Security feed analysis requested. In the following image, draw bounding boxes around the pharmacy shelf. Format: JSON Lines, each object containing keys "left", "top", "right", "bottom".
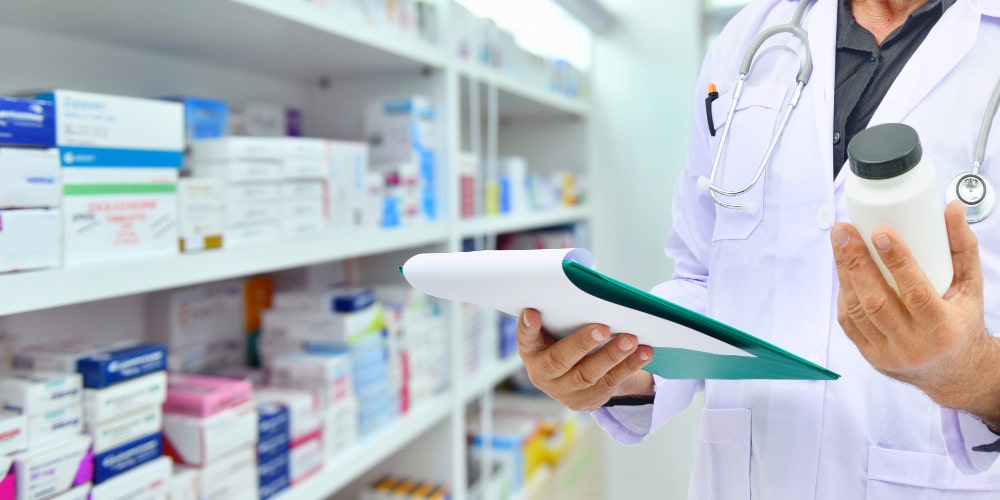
{"left": 0, "top": 0, "right": 445, "bottom": 79}
{"left": 457, "top": 206, "right": 592, "bottom": 238}
{"left": 0, "top": 225, "right": 449, "bottom": 316}
{"left": 462, "top": 355, "right": 524, "bottom": 403}
{"left": 274, "top": 394, "right": 453, "bottom": 500}
{"left": 458, "top": 64, "right": 589, "bottom": 119}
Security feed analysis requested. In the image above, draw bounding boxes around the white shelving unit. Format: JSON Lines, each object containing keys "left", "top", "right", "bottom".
{"left": 0, "top": 1, "right": 593, "bottom": 499}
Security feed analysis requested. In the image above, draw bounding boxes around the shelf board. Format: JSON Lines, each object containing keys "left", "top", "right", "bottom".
{"left": 457, "top": 206, "right": 591, "bottom": 238}
{"left": 462, "top": 355, "right": 524, "bottom": 403}
{"left": 273, "top": 394, "right": 453, "bottom": 500}
{"left": 458, "top": 64, "right": 589, "bottom": 120}
{"left": 0, "top": 225, "right": 448, "bottom": 316}
{"left": 0, "top": 0, "right": 445, "bottom": 79}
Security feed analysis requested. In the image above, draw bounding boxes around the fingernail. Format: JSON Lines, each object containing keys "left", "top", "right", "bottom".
{"left": 639, "top": 350, "right": 650, "bottom": 361}
{"left": 521, "top": 313, "right": 531, "bottom": 329}
{"left": 873, "top": 233, "right": 890, "bottom": 252}
{"left": 618, "top": 336, "right": 634, "bottom": 352}
{"left": 590, "top": 328, "right": 607, "bottom": 342}
{"left": 832, "top": 227, "right": 849, "bottom": 247}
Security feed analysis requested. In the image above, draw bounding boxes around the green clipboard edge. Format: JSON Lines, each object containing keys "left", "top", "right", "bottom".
{"left": 561, "top": 260, "right": 840, "bottom": 381}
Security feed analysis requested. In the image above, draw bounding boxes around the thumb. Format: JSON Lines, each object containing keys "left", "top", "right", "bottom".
{"left": 945, "top": 200, "right": 983, "bottom": 293}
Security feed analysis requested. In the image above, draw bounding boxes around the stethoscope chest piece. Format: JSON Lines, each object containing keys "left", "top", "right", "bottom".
{"left": 947, "top": 172, "right": 996, "bottom": 223}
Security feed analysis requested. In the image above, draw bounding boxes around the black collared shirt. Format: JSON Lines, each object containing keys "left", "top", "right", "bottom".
{"left": 833, "top": 0, "right": 955, "bottom": 176}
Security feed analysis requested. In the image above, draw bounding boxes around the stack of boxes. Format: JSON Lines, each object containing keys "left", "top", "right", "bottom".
{"left": 37, "top": 90, "right": 184, "bottom": 268}
{"left": 163, "top": 374, "right": 259, "bottom": 499}
{"left": 377, "top": 286, "right": 449, "bottom": 408}
{"left": 253, "top": 388, "right": 324, "bottom": 488}
{"left": 78, "top": 344, "right": 171, "bottom": 500}
{"left": 0, "top": 371, "right": 92, "bottom": 500}
{"left": 315, "top": 336, "right": 398, "bottom": 438}
{"left": 147, "top": 280, "right": 246, "bottom": 374}
{"left": 280, "top": 138, "right": 329, "bottom": 240}
{"left": 256, "top": 402, "right": 291, "bottom": 499}
{"left": 326, "top": 140, "right": 375, "bottom": 232}
{"left": 0, "top": 97, "right": 61, "bottom": 274}
{"left": 365, "top": 96, "right": 437, "bottom": 228}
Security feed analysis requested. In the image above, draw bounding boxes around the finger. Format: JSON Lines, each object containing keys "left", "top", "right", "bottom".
{"left": 593, "top": 345, "right": 653, "bottom": 395}
{"left": 558, "top": 334, "right": 638, "bottom": 388}
{"left": 832, "top": 224, "right": 898, "bottom": 342}
{"left": 944, "top": 200, "right": 984, "bottom": 295}
{"left": 837, "top": 289, "right": 872, "bottom": 353}
{"left": 869, "top": 225, "right": 943, "bottom": 319}
{"left": 537, "top": 323, "right": 611, "bottom": 379}
{"left": 516, "top": 309, "right": 550, "bottom": 358}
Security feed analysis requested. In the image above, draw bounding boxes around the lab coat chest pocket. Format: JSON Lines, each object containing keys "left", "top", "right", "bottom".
{"left": 866, "top": 447, "right": 1000, "bottom": 499}
{"left": 689, "top": 408, "right": 752, "bottom": 500}
{"left": 708, "top": 82, "right": 788, "bottom": 241}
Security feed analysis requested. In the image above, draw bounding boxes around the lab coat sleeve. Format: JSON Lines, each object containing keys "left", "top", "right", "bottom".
{"left": 941, "top": 408, "right": 1000, "bottom": 474}
{"left": 591, "top": 44, "right": 721, "bottom": 445}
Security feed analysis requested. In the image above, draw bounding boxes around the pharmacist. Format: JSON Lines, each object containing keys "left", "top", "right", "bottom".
{"left": 517, "top": 0, "right": 1000, "bottom": 498}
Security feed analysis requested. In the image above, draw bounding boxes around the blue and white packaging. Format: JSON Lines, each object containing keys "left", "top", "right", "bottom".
{"left": 0, "top": 372, "right": 82, "bottom": 416}
{"left": 76, "top": 344, "right": 167, "bottom": 389}
{"left": 87, "top": 405, "right": 162, "bottom": 454}
{"left": 259, "top": 469, "right": 290, "bottom": 500}
{"left": 33, "top": 90, "right": 183, "bottom": 167}
{"left": 84, "top": 371, "right": 167, "bottom": 424}
{"left": 93, "top": 432, "right": 162, "bottom": 484}
{"left": 0, "top": 147, "right": 60, "bottom": 209}
{"left": 257, "top": 452, "right": 289, "bottom": 485}
{"left": 257, "top": 431, "right": 290, "bottom": 465}
{"left": 163, "top": 96, "right": 229, "bottom": 142}
{"left": 12, "top": 340, "right": 138, "bottom": 373}
{"left": 273, "top": 288, "right": 376, "bottom": 313}
{"left": 258, "top": 402, "right": 290, "bottom": 442}
{"left": 89, "top": 455, "right": 171, "bottom": 500}
{"left": 0, "top": 97, "right": 55, "bottom": 147}
{"left": 26, "top": 404, "right": 83, "bottom": 448}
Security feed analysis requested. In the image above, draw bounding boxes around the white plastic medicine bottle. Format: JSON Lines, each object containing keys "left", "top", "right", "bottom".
{"left": 844, "top": 123, "right": 954, "bottom": 295}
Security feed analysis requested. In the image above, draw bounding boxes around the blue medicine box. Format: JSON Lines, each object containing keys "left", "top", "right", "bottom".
{"left": 93, "top": 433, "right": 163, "bottom": 484}
{"left": 164, "top": 96, "right": 229, "bottom": 141}
{"left": 0, "top": 97, "right": 55, "bottom": 147}
{"left": 257, "top": 402, "right": 290, "bottom": 441}
{"left": 259, "top": 466, "right": 290, "bottom": 500}
{"left": 76, "top": 344, "right": 167, "bottom": 389}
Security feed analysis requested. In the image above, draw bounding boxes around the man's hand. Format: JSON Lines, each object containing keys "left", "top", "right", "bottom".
{"left": 516, "top": 308, "right": 654, "bottom": 412}
{"left": 833, "top": 201, "right": 1000, "bottom": 423}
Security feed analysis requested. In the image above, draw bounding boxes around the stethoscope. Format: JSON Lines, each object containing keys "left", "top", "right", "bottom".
{"left": 698, "top": 0, "right": 999, "bottom": 223}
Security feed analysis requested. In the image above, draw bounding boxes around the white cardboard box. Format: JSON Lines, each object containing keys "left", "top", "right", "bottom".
{"left": 0, "top": 372, "right": 81, "bottom": 416}
{"left": 0, "top": 411, "right": 27, "bottom": 455}
{"left": 12, "top": 434, "right": 92, "bottom": 500}
{"left": 146, "top": 281, "right": 244, "bottom": 349}
{"left": 0, "top": 208, "right": 61, "bottom": 273}
{"left": 87, "top": 405, "right": 162, "bottom": 454}
{"left": 224, "top": 222, "right": 281, "bottom": 248}
{"left": 253, "top": 388, "right": 322, "bottom": 441}
{"left": 12, "top": 339, "right": 138, "bottom": 373}
{"left": 189, "top": 136, "right": 284, "bottom": 160}
{"left": 83, "top": 372, "right": 167, "bottom": 424}
{"left": 190, "top": 160, "right": 282, "bottom": 183}
{"left": 168, "top": 466, "right": 200, "bottom": 500}
{"left": 194, "top": 445, "right": 258, "bottom": 500}
{"left": 89, "top": 455, "right": 171, "bottom": 500}
{"left": 162, "top": 401, "right": 257, "bottom": 466}
{"left": 49, "top": 482, "right": 91, "bottom": 500}
{"left": 26, "top": 404, "right": 83, "bottom": 448}
{"left": 41, "top": 90, "right": 183, "bottom": 151}
{"left": 0, "top": 147, "right": 60, "bottom": 209}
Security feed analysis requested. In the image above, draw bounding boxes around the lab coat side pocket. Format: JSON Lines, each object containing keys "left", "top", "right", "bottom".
{"left": 688, "top": 408, "right": 752, "bottom": 500}
{"left": 708, "top": 82, "right": 787, "bottom": 241}
{"left": 866, "top": 446, "right": 1000, "bottom": 499}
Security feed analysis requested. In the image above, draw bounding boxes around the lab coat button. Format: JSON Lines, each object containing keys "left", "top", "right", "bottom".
{"left": 816, "top": 205, "right": 834, "bottom": 230}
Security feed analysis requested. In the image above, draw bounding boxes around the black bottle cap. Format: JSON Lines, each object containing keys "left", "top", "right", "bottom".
{"left": 847, "top": 123, "right": 923, "bottom": 180}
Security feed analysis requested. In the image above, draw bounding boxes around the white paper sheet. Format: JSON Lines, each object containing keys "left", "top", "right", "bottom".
{"left": 402, "top": 248, "right": 752, "bottom": 358}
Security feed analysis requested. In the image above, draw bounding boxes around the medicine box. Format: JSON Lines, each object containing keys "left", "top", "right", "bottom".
{"left": 162, "top": 401, "right": 257, "bottom": 466}
{"left": 225, "top": 221, "right": 281, "bottom": 248}
{"left": 0, "top": 208, "right": 62, "bottom": 273}
{"left": 0, "top": 97, "right": 55, "bottom": 147}
{"left": 12, "top": 339, "right": 137, "bottom": 373}
{"left": 259, "top": 469, "right": 290, "bottom": 500}
{"left": 12, "top": 434, "right": 93, "bottom": 500}
{"left": 273, "top": 287, "right": 376, "bottom": 313}
{"left": 258, "top": 402, "right": 290, "bottom": 443}
{"left": 83, "top": 371, "right": 167, "bottom": 424}
{"left": 35, "top": 90, "right": 183, "bottom": 159}
{"left": 189, "top": 160, "right": 283, "bottom": 183}
{"left": 61, "top": 168, "right": 179, "bottom": 267}
{"left": 283, "top": 158, "right": 327, "bottom": 179}
{"left": 165, "top": 96, "right": 229, "bottom": 142}
{"left": 87, "top": 405, "right": 162, "bottom": 454}
{"left": 49, "top": 483, "right": 91, "bottom": 500}
{"left": 164, "top": 373, "right": 252, "bottom": 418}
{"left": 253, "top": 389, "right": 322, "bottom": 441}
{"left": 166, "top": 336, "right": 245, "bottom": 374}
{"left": 258, "top": 452, "right": 289, "bottom": 485}
{"left": 0, "top": 372, "right": 82, "bottom": 416}
{"left": 289, "top": 430, "right": 323, "bottom": 485}
{"left": 76, "top": 343, "right": 167, "bottom": 389}
{"left": 195, "top": 445, "right": 258, "bottom": 500}
{"left": 147, "top": 281, "right": 244, "bottom": 349}
{"left": 226, "top": 183, "right": 280, "bottom": 204}
{"left": 26, "top": 404, "right": 83, "bottom": 448}
{"left": 231, "top": 102, "right": 286, "bottom": 137}
{"left": 89, "top": 455, "right": 171, "bottom": 500}
{"left": 0, "top": 457, "right": 12, "bottom": 500}
{"left": 282, "top": 216, "right": 328, "bottom": 240}
{"left": 0, "top": 412, "right": 27, "bottom": 455}
{"left": 226, "top": 199, "right": 281, "bottom": 225}
{"left": 189, "top": 136, "right": 283, "bottom": 161}
{"left": 168, "top": 467, "right": 200, "bottom": 500}
{"left": 92, "top": 432, "right": 162, "bottom": 484}
{"left": 262, "top": 304, "right": 384, "bottom": 345}
{"left": 0, "top": 147, "right": 60, "bottom": 208}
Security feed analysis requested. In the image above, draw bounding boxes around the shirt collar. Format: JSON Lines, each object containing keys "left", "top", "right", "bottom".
{"left": 836, "top": 0, "right": 955, "bottom": 51}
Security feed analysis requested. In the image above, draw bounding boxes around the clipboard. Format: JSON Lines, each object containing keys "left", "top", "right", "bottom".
{"left": 401, "top": 248, "right": 839, "bottom": 381}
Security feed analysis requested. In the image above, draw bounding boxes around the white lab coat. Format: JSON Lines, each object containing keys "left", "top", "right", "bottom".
{"left": 593, "top": 0, "right": 1000, "bottom": 498}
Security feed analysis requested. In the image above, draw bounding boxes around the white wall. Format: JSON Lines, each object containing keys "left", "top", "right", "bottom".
{"left": 589, "top": 1, "right": 705, "bottom": 499}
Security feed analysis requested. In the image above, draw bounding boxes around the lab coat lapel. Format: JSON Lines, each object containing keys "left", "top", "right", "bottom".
{"left": 834, "top": 0, "right": 981, "bottom": 190}
{"left": 803, "top": 0, "right": 838, "bottom": 187}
